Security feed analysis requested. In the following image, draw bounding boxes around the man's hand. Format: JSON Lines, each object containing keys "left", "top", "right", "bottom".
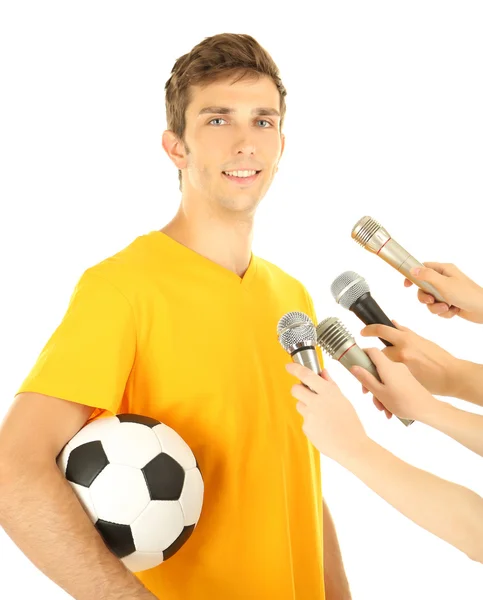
{"left": 350, "top": 347, "right": 440, "bottom": 423}
{"left": 286, "top": 364, "right": 369, "bottom": 464}
{"left": 360, "top": 320, "right": 459, "bottom": 397}
{"left": 404, "top": 262, "right": 483, "bottom": 323}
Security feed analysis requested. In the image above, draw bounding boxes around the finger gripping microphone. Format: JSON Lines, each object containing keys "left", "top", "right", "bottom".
{"left": 278, "top": 311, "right": 321, "bottom": 392}
{"left": 351, "top": 216, "right": 446, "bottom": 304}
{"left": 331, "top": 270, "right": 395, "bottom": 347}
{"left": 316, "top": 316, "right": 414, "bottom": 427}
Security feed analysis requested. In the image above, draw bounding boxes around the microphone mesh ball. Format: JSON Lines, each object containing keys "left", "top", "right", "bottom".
{"left": 331, "top": 271, "right": 370, "bottom": 309}
{"left": 277, "top": 312, "right": 317, "bottom": 351}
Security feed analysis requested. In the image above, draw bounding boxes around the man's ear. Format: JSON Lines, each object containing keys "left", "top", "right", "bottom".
{"left": 162, "top": 130, "right": 188, "bottom": 169}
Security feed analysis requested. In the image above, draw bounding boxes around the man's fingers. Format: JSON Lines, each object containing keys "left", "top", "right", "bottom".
{"left": 404, "top": 278, "right": 413, "bottom": 288}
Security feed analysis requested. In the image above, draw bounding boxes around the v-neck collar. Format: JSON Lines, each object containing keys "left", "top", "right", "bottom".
{"left": 148, "top": 231, "right": 258, "bottom": 288}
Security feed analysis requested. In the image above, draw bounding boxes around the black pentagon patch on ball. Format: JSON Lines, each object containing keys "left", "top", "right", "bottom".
{"left": 96, "top": 519, "right": 135, "bottom": 558}
{"left": 142, "top": 453, "right": 185, "bottom": 500}
{"left": 66, "top": 441, "right": 109, "bottom": 487}
{"left": 163, "top": 524, "right": 195, "bottom": 561}
{"left": 117, "top": 413, "right": 161, "bottom": 428}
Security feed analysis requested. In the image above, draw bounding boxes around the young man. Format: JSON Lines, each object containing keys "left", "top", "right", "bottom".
{"left": 0, "top": 34, "right": 350, "bottom": 599}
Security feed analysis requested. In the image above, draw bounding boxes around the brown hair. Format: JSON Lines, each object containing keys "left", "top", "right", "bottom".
{"left": 164, "top": 33, "right": 287, "bottom": 188}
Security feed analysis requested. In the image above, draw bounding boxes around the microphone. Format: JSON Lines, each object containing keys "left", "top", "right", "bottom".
{"left": 331, "top": 270, "right": 395, "bottom": 347}
{"left": 316, "top": 316, "right": 414, "bottom": 427}
{"left": 351, "top": 216, "right": 446, "bottom": 304}
{"left": 277, "top": 311, "right": 322, "bottom": 391}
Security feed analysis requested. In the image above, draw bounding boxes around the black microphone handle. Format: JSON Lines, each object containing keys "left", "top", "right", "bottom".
{"left": 350, "top": 293, "right": 395, "bottom": 347}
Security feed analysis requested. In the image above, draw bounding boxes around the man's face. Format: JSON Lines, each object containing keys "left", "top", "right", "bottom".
{"left": 180, "top": 74, "right": 285, "bottom": 214}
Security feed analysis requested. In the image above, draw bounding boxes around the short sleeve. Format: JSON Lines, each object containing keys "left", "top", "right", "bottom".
{"left": 16, "top": 269, "right": 136, "bottom": 415}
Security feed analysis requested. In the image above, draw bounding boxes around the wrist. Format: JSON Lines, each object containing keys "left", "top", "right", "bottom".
{"left": 474, "top": 286, "right": 483, "bottom": 322}
{"left": 416, "top": 396, "right": 454, "bottom": 429}
{"left": 446, "top": 358, "right": 483, "bottom": 402}
{"left": 444, "top": 357, "right": 467, "bottom": 398}
{"left": 336, "top": 435, "right": 378, "bottom": 472}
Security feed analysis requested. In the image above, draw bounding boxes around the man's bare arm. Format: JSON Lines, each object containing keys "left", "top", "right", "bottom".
{"left": 0, "top": 393, "right": 157, "bottom": 600}
{"left": 323, "top": 500, "right": 352, "bottom": 600}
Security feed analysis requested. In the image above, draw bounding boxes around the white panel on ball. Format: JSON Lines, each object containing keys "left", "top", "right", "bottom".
{"left": 66, "top": 417, "right": 120, "bottom": 451}
{"left": 100, "top": 423, "right": 162, "bottom": 468}
{"left": 153, "top": 424, "right": 196, "bottom": 470}
{"left": 179, "top": 469, "right": 204, "bottom": 525}
{"left": 56, "top": 442, "right": 73, "bottom": 473}
{"left": 90, "top": 464, "right": 150, "bottom": 524}
{"left": 122, "top": 551, "right": 165, "bottom": 573}
{"left": 70, "top": 482, "right": 98, "bottom": 522}
{"left": 131, "top": 500, "right": 185, "bottom": 552}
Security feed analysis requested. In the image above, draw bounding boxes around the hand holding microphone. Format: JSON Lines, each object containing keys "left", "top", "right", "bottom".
{"left": 360, "top": 320, "right": 461, "bottom": 398}
{"left": 351, "top": 216, "right": 448, "bottom": 304}
{"left": 316, "top": 316, "right": 414, "bottom": 426}
{"left": 403, "top": 262, "right": 483, "bottom": 324}
{"left": 350, "top": 347, "right": 441, "bottom": 426}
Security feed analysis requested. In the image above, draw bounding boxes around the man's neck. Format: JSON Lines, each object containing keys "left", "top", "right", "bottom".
{"left": 160, "top": 204, "right": 254, "bottom": 278}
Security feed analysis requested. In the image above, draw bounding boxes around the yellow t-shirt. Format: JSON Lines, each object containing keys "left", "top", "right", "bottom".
{"left": 18, "top": 231, "right": 325, "bottom": 599}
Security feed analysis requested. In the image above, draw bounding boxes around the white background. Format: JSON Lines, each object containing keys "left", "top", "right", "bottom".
{"left": 1, "top": 1, "right": 482, "bottom": 598}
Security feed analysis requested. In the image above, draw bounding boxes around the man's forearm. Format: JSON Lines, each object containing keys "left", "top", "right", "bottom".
{"left": 342, "top": 439, "right": 483, "bottom": 562}
{"left": 0, "top": 458, "right": 157, "bottom": 600}
{"left": 323, "top": 500, "right": 352, "bottom": 600}
{"left": 449, "top": 359, "right": 483, "bottom": 407}
{"left": 418, "top": 399, "right": 483, "bottom": 457}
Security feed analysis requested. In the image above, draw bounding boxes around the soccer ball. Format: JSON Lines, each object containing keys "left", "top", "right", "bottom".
{"left": 56, "top": 413, "right": 204, "bottom": 572}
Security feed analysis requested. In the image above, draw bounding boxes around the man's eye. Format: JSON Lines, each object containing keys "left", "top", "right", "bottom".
{"left": 257, "top": 120, "right": 272, "bottom": 128}
{"left": 209, "top": 118, "right": 227, "bottom": 126}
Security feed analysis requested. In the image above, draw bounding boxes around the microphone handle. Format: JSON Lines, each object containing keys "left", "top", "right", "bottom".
{"left": 378, "top": 239, "right": 447, "bottom": 304}
{"left": 338, "top": 345, "right": 414, "bottom": 427}
{"left": 351, "top": 293, "right": 395, "bottom": 347}
{"left": 291, "top": 347, "right": 322, "bottom": 392}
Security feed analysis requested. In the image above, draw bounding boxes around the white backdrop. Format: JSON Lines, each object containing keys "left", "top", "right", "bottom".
{"left": 1, "top": 1, "right": 482, "bottom": 598}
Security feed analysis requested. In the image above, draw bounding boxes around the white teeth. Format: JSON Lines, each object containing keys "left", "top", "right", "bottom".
{"left": 224, "top": 170, "right": 257, "bottom": 178}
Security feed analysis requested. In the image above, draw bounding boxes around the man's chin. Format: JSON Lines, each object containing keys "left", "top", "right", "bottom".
{"left": 217, "top": 194, "right": 262, "bottom": 215}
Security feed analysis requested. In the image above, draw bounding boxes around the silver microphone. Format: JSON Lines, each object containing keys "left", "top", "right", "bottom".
{"left": 351, "top": 216, "right": 446, "bottom": 304}
{"left": 316, "top": 316, "right": 414, "bottom": 427}
{"left": 277, "top": 312, "right": 322, "bottom": 391}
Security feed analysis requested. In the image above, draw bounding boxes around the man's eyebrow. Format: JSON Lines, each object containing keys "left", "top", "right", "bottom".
{"left": 198, "top": 106, "right": 281, "bottom": 117}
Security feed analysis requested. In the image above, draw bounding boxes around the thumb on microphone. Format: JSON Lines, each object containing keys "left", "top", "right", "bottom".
{"left": 350, "top": 348, "right": 384, "bottom": 392}
{"left": 350, "top": 348, "right": 394, "bottom": 419}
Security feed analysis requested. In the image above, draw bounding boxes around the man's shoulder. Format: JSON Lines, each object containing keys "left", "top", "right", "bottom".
{"left": 77, "top": 232, "right": 161, "bottom": 292}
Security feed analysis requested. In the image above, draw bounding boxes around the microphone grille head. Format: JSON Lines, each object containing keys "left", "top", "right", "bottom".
{"left": 277, "top": 311, "right": 317, "bottom": 352}
{"left": 316, "top": 317, "right": 354, "bottom": 358}
{"left": 351, "top": 216, "right": 390, "bottom": 252}
{"left": 331, "top": 271, "right": 370, "bottom": 309}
